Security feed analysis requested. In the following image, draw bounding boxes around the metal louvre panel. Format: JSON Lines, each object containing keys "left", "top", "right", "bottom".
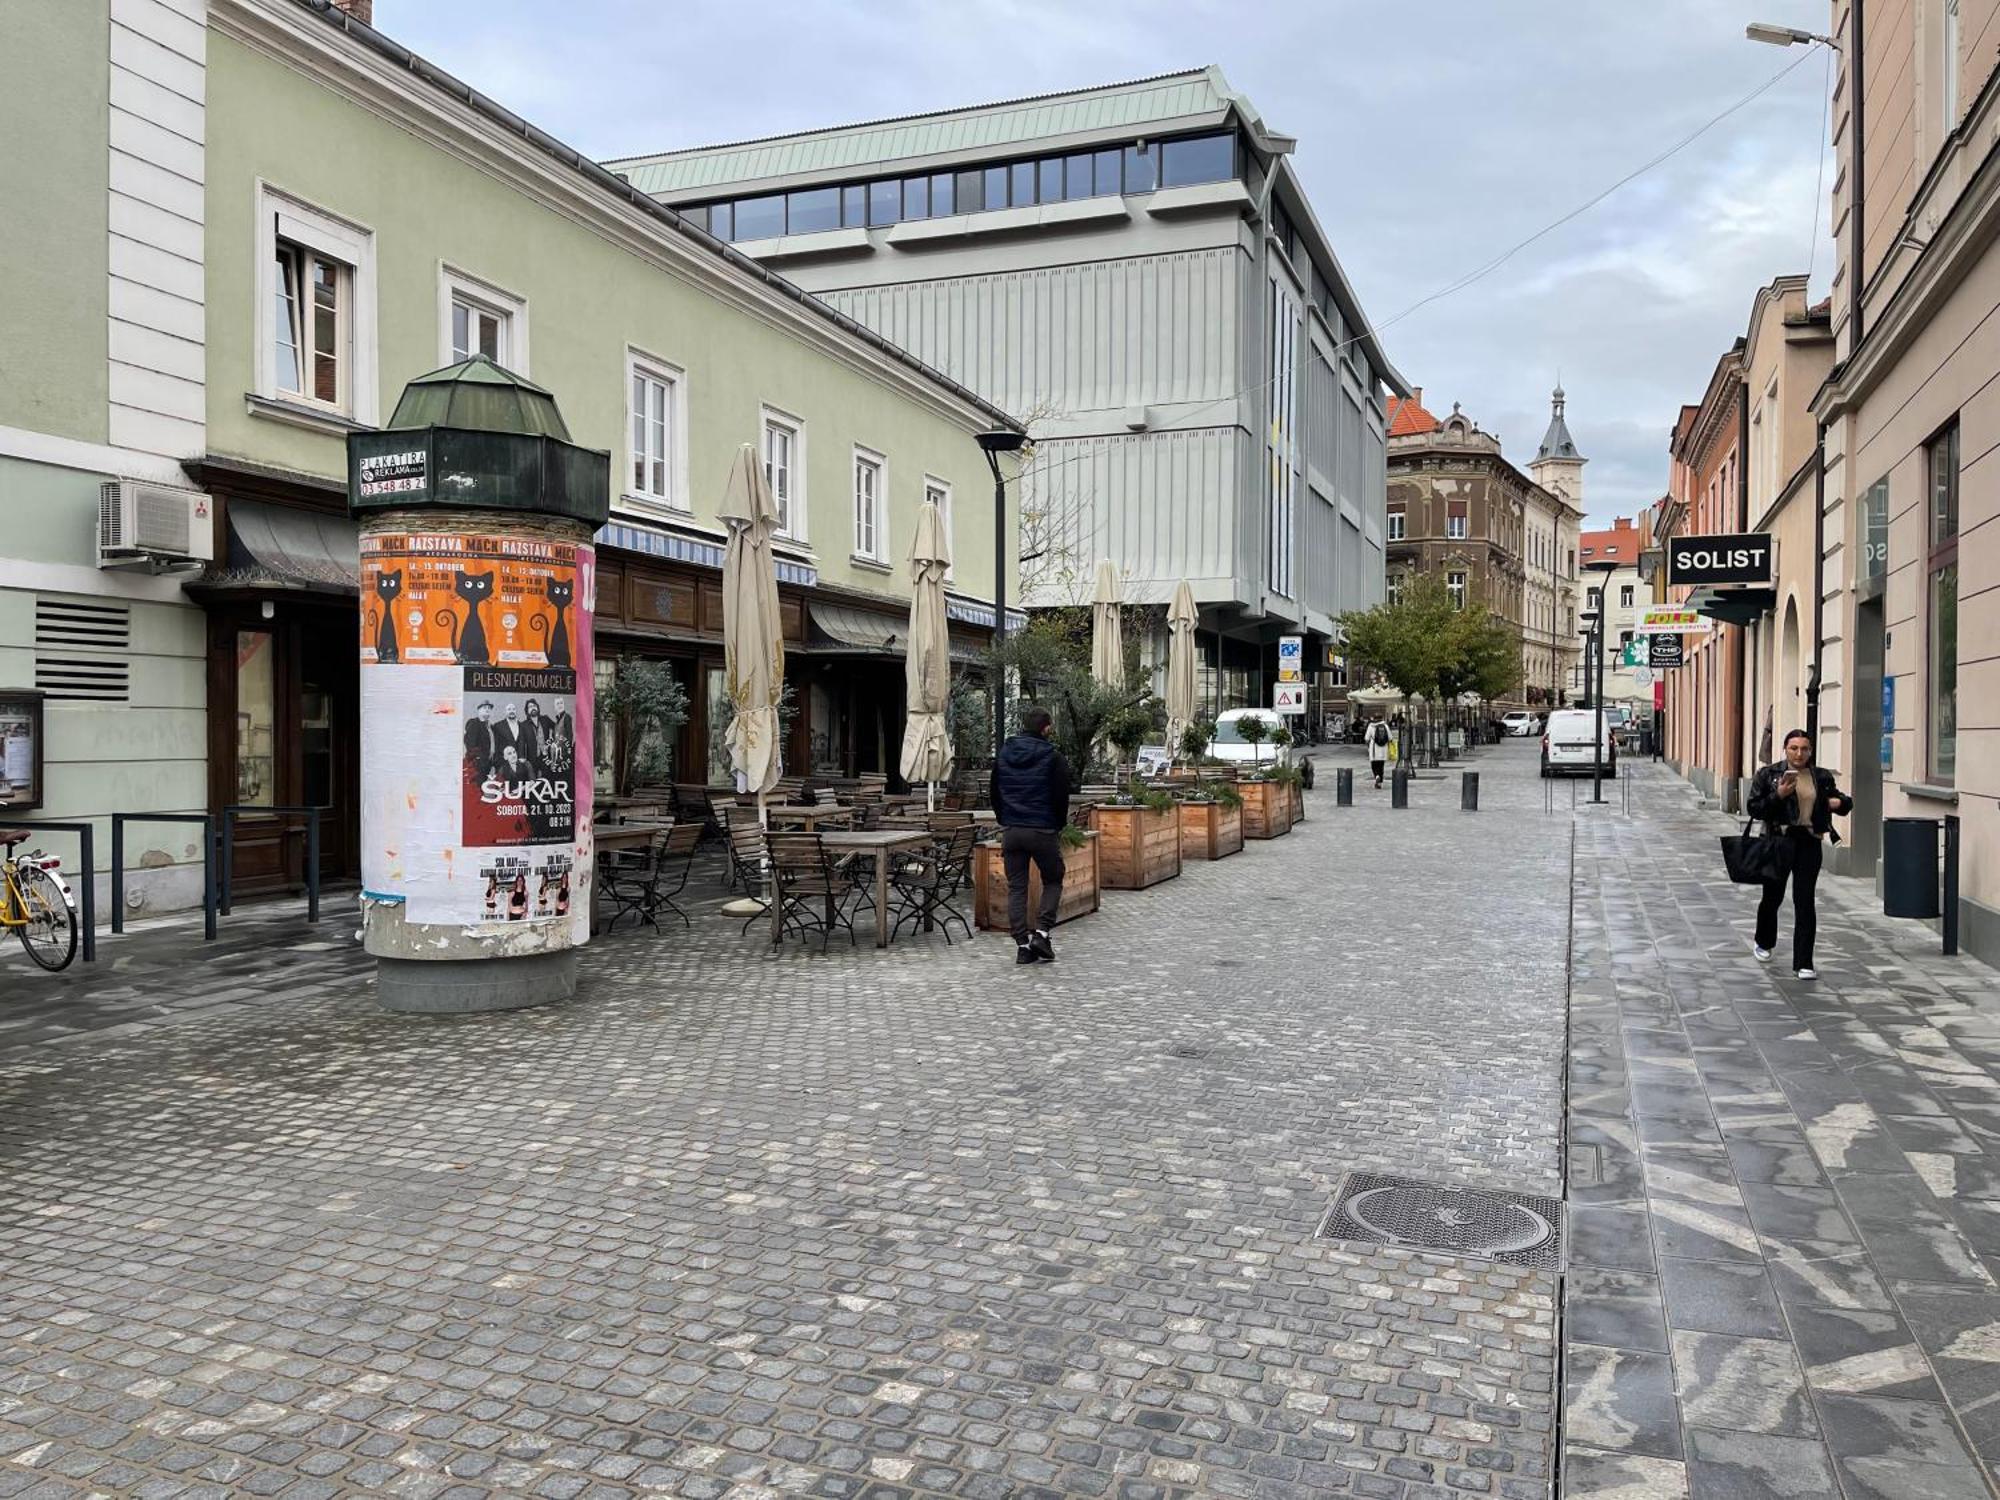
{"left": 34, "top": 599, "right": 132, "bottom": 652}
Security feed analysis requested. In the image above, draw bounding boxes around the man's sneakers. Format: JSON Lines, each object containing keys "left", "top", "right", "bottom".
{"left": 1015, "top": 943, "right": 1039, "bottom": 965}
{"left": 1797, "top": 967, "right": 1818, "bottom": 981}
{"left": 1753, "top": 944, "right": 1773, "bottom": 962}
{"left": 1030, "top": 929, "right": 1056, "bottom": 963}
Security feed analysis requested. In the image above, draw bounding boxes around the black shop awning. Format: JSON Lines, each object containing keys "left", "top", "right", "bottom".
{"left": 193, "top": 499, "right": 359, "bottom": 597}
{"left": 806, "top": 602, "right": 982, "bottom": 666}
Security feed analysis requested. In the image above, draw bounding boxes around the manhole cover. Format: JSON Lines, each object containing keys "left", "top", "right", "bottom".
{"left": 1317, "top": 1172, "right": 1563, "bottom": 1270}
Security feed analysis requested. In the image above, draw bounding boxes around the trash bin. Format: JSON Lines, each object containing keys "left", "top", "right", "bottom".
{"left": 1883, "top": 817, "right": 1941, "bottom": 919}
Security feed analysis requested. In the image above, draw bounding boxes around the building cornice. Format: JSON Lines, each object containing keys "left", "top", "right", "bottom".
{"left": 214, "top": 0, "right": 1023, "bottom": 439}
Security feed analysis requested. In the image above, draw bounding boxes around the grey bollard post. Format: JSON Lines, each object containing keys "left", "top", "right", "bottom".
{"left": 1461, "top": 771, "right": 1479, "bottom": 811}
{"left": 1336, "top": 767, "right": 1353, "bottom": 806}
{"left": 1391, "top": 767, "right": 1410, "bottom": 808}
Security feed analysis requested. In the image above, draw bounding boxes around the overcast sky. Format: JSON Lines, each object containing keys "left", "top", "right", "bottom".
{"left": 380, "top": 0, "right": 1838, "bottom": 527}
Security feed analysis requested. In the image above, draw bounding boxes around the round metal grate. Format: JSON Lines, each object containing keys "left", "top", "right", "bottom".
{"left": 1340, "top": 1183, "right": 1557, "bottom": 1257}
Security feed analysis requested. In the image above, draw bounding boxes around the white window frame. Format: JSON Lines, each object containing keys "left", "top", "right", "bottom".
{"left": 1447, "top": 571, "right": 1467, "bottom": 610}
{"left": 924, "top": 476, "right": 954, "bottom": 580}
{"left": 621, "top": 347, "right": 688, "bottom": 518}
{"left": 851, "top": 445, "right": 886, "bottom": 564}
{"left": 1387, "top": 509, "right": 1405, "bottom": 541}
{"left": 762, "top": 407, "right": 807, "bottom": 544}
{"left": 438, "top": 264, "right": 529, "bottom": 372}
{"left": 1943, "top": 0, "right": 1962, "bottom": 136}
{"left": 253, "top": 182, "right": 378, "bottom": 426}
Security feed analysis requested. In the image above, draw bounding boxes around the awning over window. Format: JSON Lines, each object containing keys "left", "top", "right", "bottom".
{"left": 194, "top": 499, "right": 358, "bottom": 597}
{"left": 807, "top": 602, "right": 983, "bottom": 666}
{"left": 1688, "top": 586, "right": 1776, "bottom": 628}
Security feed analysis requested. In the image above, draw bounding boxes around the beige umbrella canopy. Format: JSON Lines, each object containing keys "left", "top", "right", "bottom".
{"left": 899, "top": 497, "right": 955, "bottom": 797}
{"left": 718, "top": 444, "right": 785, "bottom": 804}
{"left": 1090, "top": 560, "right": 1125, "bottom": 689}
{"left": 1164, "top": 580, "right": 1199, "bottom": 760}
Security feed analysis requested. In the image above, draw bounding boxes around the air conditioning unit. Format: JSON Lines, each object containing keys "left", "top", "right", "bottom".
{"left": 97, "top": 479, "right": 214, "bottom": 570}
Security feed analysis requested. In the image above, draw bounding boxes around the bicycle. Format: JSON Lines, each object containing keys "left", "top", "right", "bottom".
{"left": 1, "top": 828, "right": 79, "bottom": 971}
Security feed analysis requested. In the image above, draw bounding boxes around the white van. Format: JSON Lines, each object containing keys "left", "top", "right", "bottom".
{"left": 1542, "top": 709, "right": 1617, "bottom": 777}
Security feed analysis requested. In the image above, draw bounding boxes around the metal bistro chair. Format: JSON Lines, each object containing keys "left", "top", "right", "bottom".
{"left": 644, "top": 821, "right": 704, "bottom": 928}
{"left": 599, "top": 821, "right": 682, "bottom": 932}
{"left": 673, "top": 784, "right": 723, "bottom": 846}
{"left": 888, "top": 824, "right": 978, "bottom": 944}
{"left": 765, "top": 831, "right": 861, "bottom": 952}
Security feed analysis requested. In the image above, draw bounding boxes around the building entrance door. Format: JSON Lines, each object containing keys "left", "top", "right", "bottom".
{"left": 1849, "top": 596, "right": 1886, "bottom": 885}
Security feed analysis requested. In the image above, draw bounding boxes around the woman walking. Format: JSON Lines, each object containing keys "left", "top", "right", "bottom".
{"left": 1745, "top": 729, "right": 1852, "bottom": 980}
{"left": 1366, "top": 717, "right": 1391, "bottom": 789}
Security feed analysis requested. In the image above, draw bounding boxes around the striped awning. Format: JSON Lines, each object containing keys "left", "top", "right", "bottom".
{"left": 597, "top": 519, "right": 818, "bottom": 588}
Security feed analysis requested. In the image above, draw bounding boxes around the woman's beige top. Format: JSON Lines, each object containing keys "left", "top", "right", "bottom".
{"left": 1792, "top": 772, "right": 1818, "bottom": 835}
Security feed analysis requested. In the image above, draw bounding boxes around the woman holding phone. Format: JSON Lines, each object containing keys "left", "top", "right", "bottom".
{"left": 1744, "top": 729, "right": 1852, "bottom": 980}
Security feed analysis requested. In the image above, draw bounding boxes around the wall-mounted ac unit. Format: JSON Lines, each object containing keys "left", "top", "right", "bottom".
{"left": 97, "top": 479, "right": 213, "bottom": 570}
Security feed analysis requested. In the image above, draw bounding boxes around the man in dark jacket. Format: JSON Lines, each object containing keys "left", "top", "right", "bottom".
{"left": 989, "top": 706, "right": 1072, "bottom": 965}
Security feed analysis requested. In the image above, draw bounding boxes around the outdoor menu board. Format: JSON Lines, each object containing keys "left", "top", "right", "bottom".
{"left": 356, "top": 532, "right": 594, "bottom": 934}
{"left": 0, "top": 690, "right": 44, "bottom": 812}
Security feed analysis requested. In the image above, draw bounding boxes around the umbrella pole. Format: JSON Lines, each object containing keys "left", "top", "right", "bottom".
{"left": 927, "top": 780, "right": 936, "bottom": 814}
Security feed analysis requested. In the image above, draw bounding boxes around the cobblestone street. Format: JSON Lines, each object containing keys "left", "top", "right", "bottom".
{"left": 0, "top": 749, "right": 1570, "bottom": 1499}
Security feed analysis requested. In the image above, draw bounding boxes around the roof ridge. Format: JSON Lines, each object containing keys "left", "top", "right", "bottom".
{"left": 602, "top": 67, "right": 1216, "bottom": 167}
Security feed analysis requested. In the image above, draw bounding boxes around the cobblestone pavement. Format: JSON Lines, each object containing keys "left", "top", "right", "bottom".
{"left": 1565, "top": 761, "right": 2000, "bottom": 1500}
{"left": 0, "top": 750, "right": 1569, "bottom": 1499}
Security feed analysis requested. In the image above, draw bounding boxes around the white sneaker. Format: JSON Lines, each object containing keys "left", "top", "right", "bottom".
{"left": 1753, "top": 944, "right": 1772, "bottom": 962}
{"left": 1797, "top": 968, "right": 1818, "bottom": 981}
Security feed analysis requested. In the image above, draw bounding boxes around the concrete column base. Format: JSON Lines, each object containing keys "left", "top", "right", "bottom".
{"left": 375, "top": 951, "right": 577, "bottom": 1014}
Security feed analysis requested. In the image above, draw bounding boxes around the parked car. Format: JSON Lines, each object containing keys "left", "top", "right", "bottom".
{"left": 1500, "top": 710, "right": 1542, "bottom": 737}
{"left": 1210, "top": 708, "right": 1315, "bottom": 785}
{"left": 1541, "top": 708, "right": 1618, "bottom": 777}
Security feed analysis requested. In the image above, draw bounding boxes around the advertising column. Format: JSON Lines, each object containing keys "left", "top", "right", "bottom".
{"left": 346, "top": 359, "right": 610, "bottom": 1013}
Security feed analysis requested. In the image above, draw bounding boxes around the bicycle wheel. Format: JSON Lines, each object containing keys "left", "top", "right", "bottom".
{"left": 15, "top": 866, "right": 78, "bottom": 972}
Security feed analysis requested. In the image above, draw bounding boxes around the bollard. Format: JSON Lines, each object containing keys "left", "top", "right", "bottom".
{"left": 1336, "top": 767, "right": 1353, "bottom": 806}
{"left": 1461, "top": 771, "right": 1479, "bottom": 811}
{"left": 1391, "top": 767, "right": 1410, "bottom": 809}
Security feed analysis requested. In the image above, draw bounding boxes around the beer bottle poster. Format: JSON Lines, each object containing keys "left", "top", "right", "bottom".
{"left": 357, "top": 531, "right": 595, "bottom": 935}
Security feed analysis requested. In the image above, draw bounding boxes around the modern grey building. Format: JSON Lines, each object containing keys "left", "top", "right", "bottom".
{"left": 608, "top": 66, "right": 1407, "bottom": 721}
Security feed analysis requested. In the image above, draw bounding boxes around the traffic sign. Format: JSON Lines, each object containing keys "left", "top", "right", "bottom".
{"left": 1278, "top": 634, "right": 1303, "bottom": 683}
{"left": 1273, "top": 682, "right": 1307, "bottom": 715}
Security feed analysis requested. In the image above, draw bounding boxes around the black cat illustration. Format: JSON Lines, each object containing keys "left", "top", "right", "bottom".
{"left": 435, "top": 569, "right": 494, "bottom": 664}
{"left": 533, "top": 576, "right": 574, "bottom": 669}
{"left": 370, "top": 569, "right": 402, "bottom": 662}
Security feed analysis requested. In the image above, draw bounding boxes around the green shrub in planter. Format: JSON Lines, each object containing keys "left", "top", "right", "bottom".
{"left": 1059, "top": 823, "right": 1089, "bottom": 850}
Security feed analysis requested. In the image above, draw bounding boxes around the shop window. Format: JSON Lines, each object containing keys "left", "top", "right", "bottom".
{"left": 763, "top": 408, "right": 806, "bottom": 542}
{"left": 1927, "top": 420, "right": 1959, "bottom": 783}
{"left": 237, "top": 631, "right": 276, "bottom": 807}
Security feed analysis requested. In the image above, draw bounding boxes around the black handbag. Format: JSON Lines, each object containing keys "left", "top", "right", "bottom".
{"left": 1721, "top": 820, "right": 1793, "bottom": 885}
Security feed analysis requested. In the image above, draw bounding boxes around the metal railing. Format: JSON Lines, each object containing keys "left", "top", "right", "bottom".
{"left": 218, "top": 805, "right": 322, "bottom": 922}
{"left": 110, "top": 813, "right": 215, "bottom": 941}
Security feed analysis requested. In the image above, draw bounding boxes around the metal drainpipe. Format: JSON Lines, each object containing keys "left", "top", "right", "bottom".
{"left": 1808, "top": 423, "right": 1826, "bottom": 744}
{"left": 1850, "top": 0, "right": 1867, "bottom": 352}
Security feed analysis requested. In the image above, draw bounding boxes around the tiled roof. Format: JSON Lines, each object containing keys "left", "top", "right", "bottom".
{"left": 1385, "top": 393, "right": 1440, "bottom": 437}
{"left": 1579, "top": 524, "right": 1641, "bottom": 564}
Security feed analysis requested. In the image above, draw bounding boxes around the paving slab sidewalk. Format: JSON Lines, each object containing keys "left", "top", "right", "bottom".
{"left": 1565, "top": 762, "right": 2000, "bottom": 1500}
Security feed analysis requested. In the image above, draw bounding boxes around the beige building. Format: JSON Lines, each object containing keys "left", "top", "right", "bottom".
{"left": 1811, "top": 0, "right": 1998, "bottom": 958}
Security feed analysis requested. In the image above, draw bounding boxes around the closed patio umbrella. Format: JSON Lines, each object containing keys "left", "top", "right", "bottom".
{"left": 1165, "top": 580, "right": 1198, "bottom": 763}
{"left": 719, "top": 444, "right": 785, "bottom": 819}
{"left": 1090, "top": 560, "right": 1124, "bottom": 690}
{"left": 898, "top": 497, "right": 955, "bottom": 810}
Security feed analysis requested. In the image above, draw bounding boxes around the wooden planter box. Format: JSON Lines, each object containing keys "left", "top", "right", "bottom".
{"left": 972, "top": 832, "right": 1100, "bottom": 931}
{"left": 1178, "top": 800, "right": 1243, "bottom": 860}
{"left": 1239, "top": 781, "right": 1294, "bottom": 839}
{"left": 1092, "top": 804, "right": 1183, "bottom": 889}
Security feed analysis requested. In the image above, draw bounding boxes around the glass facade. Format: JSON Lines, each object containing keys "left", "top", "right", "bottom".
{"left": 684, "top": 131, "right": 1237, "bottom": 242}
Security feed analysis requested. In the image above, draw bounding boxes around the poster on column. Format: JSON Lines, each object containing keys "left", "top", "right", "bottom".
{"left": 358, "top": 531, "right": 594, "bottom": 934}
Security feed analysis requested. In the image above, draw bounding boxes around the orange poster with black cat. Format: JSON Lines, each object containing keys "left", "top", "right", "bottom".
{"left": 359, "top": 531, "right": 580, "bottom": 669}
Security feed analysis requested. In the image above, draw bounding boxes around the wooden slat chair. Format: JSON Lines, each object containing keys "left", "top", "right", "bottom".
{"left": 765, "top": 831, "right": 861, "bottom": 952}
{"left": 724, "top": 814, "right": 772, "bottom": 935}
{"left": 672, "top": 784, "right": 722, "bottom": 846}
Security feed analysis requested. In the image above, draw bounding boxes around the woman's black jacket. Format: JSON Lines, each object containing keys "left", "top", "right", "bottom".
{"left": 1745, "top": 761, "right": 1850, "bottom": 841}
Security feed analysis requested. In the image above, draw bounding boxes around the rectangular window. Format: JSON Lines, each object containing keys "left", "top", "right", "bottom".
{"left": 1448, "top": 572, "right": 1467, "bottom": 610}
{"left": 1386, "top": 509, "right": 1405, "bottom": 541}
{"left": 450, "top": 297, "right": 504, "bottom": 363}
{"left": 868, "top": 179, "right": 900, "bottom": 226}
{"left": 258, "top": 189, "right": 376, "bottom": 423}
{"left": 1038, "top": 157, "right": 1064, "bottom": 203}
{"left": 786, "top": 186, "right": 842, "bottom": 234}
{"left": 841, "top": 185, "right": 867, "bottom": 228}
{"left": 236, "top": 630, "right": 276, "bottom": 808}
{"left": 930, "top": 173, "right": 954, "bottom": 216}
{"left": 1123, "top": 143, "right": 1157, "bottom": 194}
{"left": 1265, "top": 272, "right": 1299, "bottom": 597}
{"left": 626, "top": 352, "right": 684, "bottom": 511}
{"left": 440, "top": 268, "right": 527, "bottom": 375}
{"left": 1011, "top": 161, "right": 1037, "bottom": 207}
{"left": 1387, "top": 573, "right": 1404, "bottom": 606}
{"left": 272, "top": 240, "right": 350, "bottom": 408}
{"left": 1064, "top": 153, "right": 1094, "bottom": 200}
{"left": 1160, "top": 132, "right": 1236, "bottom": 187}
{"left": 1447, "top": 501, "right": 1468, "bottom": 540}
{"left": 763, "top": 409, "right": 805, "bottom": 542}
{"left": 954, "top": 170, "right": 983, "bottom": 213}
{"left": 852, "top": 448, "right": 884, "bottom": 561}
{"left": 983, "top": 165, "right": 1009, "bottom": 210}
{"left": 734, "top": 194, "right": 784, "bottom": 241}
{"left": 1861, "top": 474, "right": 1890, "bottom": 580}
{"left": 1093, "top": 148, "right": 1122, "bottom": 196}
{"left": 926, "top": 478, "right": 953, "bottom": 580}
{"left": 1620, "top": 584, "right": 1634, "bottom": 608}
{"left": 1927, "top": 420, "right": 1960, "bottom": 782}
{"left": 902, "top": 176, "right": 929, "bottom": 220}
{"left": 707, "top": 201, "right": 734, "bottom": 241}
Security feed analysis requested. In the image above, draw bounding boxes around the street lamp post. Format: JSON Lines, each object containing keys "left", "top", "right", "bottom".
{"left": 1584, "top": 561, "right": 1621, "bottom": 805}
{"left": 976, "top": 429, "right": 1029, "bottom": 768}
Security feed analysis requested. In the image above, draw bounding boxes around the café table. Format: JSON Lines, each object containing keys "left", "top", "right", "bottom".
{"left": 815, "top": 828, "right": 931, "bottom": 949}
{"left": 764, "top": 804, "right": 855, "bottom": 832}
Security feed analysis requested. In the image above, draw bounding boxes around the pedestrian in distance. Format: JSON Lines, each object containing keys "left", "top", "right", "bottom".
{"left": 1366, "top": 717, "right": 1391, "bottom": 789}
{"left": 989, "top": 705, "right": 1073, "bottom": 966}
{"left": 1745, "top": 728, "right": 1852, "bottom": 981}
